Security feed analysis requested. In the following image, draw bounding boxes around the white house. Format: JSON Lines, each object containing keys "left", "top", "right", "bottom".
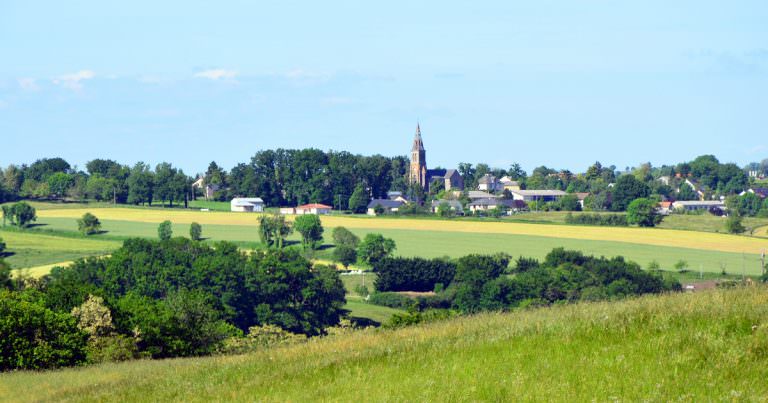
{"left": 672, "top": 200, "right": 725, "bottom": 213}
{"left": 296, "top": 203, "right": 333, "bottom": 215}
{"left": 477, "top": 174, "right": 502, "bottom": 192}
{"left": 367, "top": 199, "right": 404, "bottom": 215}
{"left": 230, "top": 197, "right": 265, "bottom": 212}
{"left": 508, "top": 189, "right": 567, "bottom": 203}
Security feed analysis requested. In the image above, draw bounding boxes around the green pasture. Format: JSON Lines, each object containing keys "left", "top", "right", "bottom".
{"left": 5, "top": 215, "right": 766, "bottom": 276}
{"left": 3, "top": 287, "right": 767, "bottom": 401}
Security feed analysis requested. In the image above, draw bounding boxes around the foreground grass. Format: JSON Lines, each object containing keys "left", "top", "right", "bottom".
{"left": 2, "top": 287, "right": 768, "bottom": 401}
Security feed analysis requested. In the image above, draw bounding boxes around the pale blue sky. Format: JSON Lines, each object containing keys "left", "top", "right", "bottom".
{"left": 1, "top": 1, "right": 767, "bottom": 174}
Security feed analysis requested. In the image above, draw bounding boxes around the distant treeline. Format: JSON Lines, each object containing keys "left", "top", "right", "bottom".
{"left": 1, "top": 153, "right": 766, "bottom": 212}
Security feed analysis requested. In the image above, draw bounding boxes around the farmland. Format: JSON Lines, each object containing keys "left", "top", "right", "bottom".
{"left": 2, "top": 287, "right": 767, "bottom": 401}
{"left": 2, "top": 204, "right": 766, "bottom": 276}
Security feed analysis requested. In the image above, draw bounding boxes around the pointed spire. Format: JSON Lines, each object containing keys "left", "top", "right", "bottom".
{"left": 412, "top": 123, "right": 424, "bottom": 152}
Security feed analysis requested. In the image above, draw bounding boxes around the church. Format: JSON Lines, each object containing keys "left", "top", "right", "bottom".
{"left": 409, "top": 124, "right": 464, "bottom": 191}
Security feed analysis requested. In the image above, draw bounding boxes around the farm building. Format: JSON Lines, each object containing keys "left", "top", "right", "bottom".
{"left": 508, "top": 189, "right": 567, "bottom": 203}
{"left": 296, "top": 203, "right": 333, "bottom": 215}
{"left": 367, "top": 199, "right": 404, "bottom": 215}
{"left": 672, "top": 200, "right": 725, "bottom": 213}
{"left": 467, "top": 190, "right": 498, "bottom": 200}
{"left": 468, "top": 198, "right": 527, "bottom": 213}
{"left": 230, "top": 197, "right": 265, "bottom": 212}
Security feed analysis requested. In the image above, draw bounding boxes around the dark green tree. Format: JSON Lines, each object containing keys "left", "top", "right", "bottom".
{"left": 348, "top": 184, "right": 369, "bottom": 214}
{"left": 611, "top": 175, "right": 650, "bottom": 211}
{"left": 6, "top": 202, "right": 36, "bottom": 228}
{"left": 332, "top": 226, "right": 359, "bottom": 248}
{"left": 357, "top": 233, "right": 396, "bottom": 265}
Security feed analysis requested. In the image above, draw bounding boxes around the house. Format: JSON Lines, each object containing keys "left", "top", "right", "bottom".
{"left": 467, "top": 190, "right": 498, "bottom": 200}
{"left": 657, "top": 201, "right": 674, "bottom": 215}
{"left": 574, "top": 192, "right": 590, "bottom": 209}
{"left": 427, "top": 168, "right": 464, "bottom": 191}
{"left": 499, "top": 176, "right": 521, "bottom": 191}
{"left": 467, "top": 198, "right": 527, "bottom": 213}
{"left": 367, "top": 199, "right": 404, "bottom": 215}
{"left": 296, "top": 203, "right": 333, "bottom": 215}
{"left": 387, "top": 191, "right": 410, "bottom": 203}
{"left": 672, "top": 200, "right": 725, "bottom": 213}
{"left": 430, "top": 199, "right": 464, "bottom": 214}
{"left": 477, "top": 174, "right": 502, "bottom": 192}
{"left": 508, "top": 189, "right": 567, "bottom": 203}
{"left": 230, "top": 197, "right": 265, "bottom": 212}
{"left": 683, "top": 179, "right": 706, "bottom": 200}
{"left": 192, "top": 177, "right": 220, "bottom": 200}
{"left": 740, "top": 188, "right": 768, "bottom": 199}
{"left": 657, "top": 176, "right": 672, "bottom": 186}
{"left": 279, "top": 207, "right": 296, "bottom": 215}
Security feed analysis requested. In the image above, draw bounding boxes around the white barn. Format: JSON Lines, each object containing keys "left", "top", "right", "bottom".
{"left": 230, "top": 197, "right": 265, "bottom": 212}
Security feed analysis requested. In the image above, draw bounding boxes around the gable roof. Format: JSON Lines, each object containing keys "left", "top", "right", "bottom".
{"left": 509, "top": 189, "right": 567, "bottom": 197}
{"left": 367, "top": 199, "right": 404, "bottom": 209}
{"left": 297, "top": 203, "right": 332, "bottom": 209}
{"left": 467, "top": 190, "right": 498, "bottom": 199}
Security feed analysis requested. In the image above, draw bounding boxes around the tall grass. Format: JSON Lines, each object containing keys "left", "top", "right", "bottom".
{"left": 2, "top": 287, "right": 768, "bottom": 401}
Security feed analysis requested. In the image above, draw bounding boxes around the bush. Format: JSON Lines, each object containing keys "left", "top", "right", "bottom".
{"left": 565, "top": 213, "right": 628, "bottom": 226}
{"left": 357, "top": 234, "right": 396, "bottom": 265}
{"left": 77, "top": 212, "right": 101, "bottom": 235}
{"left": 725, "top": 214, "right": 745, "bottom": 234}
{"left": 3, "top": 202, "right": 37, "bottom": 228}
{"left": 332, "top": 227, "right": 359, "bottom": 248}
{"left": 626, "top": 198, "right": 661, "bottom": 227}
{"left": 158, "top": 220, "right": 173, "bottom": 240}
{"left": 0, "top": 290, "right": 88, "bottom": 370}
{"left": 374, "top": 257, "right": 456, "bottom": 292}
{"left": 190, "top": 222, "right": 202, "bottom": 241}
{"left": 368, "top": 292, "right": 414, "bottom": 309}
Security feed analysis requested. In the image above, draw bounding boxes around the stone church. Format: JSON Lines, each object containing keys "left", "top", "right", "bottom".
{"left": 409, "top": 124, "right": 463, "bottom": 191}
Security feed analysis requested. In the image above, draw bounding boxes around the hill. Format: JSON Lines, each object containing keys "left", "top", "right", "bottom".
{"left": 2, "top": 287, "right": 767, "bottom": 401}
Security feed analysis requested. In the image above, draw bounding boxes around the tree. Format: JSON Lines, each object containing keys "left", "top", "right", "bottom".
{"left": 676, "top": 183, "right": 698, "bottom": 201}
{"left": 357, "top": 234, "right": 396, "bottom": 265}
{"left": 190, "top": 222, "right": 202, "bottom": 241}
{"left": 158, "top": 220, "right": 173, "bottom": 241}
{"left": 557, "top": 194, "right": 581, "bottom": 211}
{"left": 333, "top": 245, "right": 357, "bottom": 267}
{"left": 294, "top": 214, "right": 324, "bottom": 250}
{"left": 348, "top": 184, "right": 369, "bottom": 214}
{"left": 0, "top": 290, "right": 88, "bottom": 370}
{"left": 126, "top": 162, "right": 154, "bottom": 205}
{"left": 6, "top": 202, "right": 37, "bottom": 228}
{"left": 332, "top": 226, "right": 359, "bottom": 248}
{"left": 674, "top": 259, "right": 689, "bottom": 272}
{"left": 77, "top": 212, "right": 102, "bottom": 235}
{"left": 437, "top": 201, "right": 454, "bottom": 217}
{"left": 259, "top": 214, "right": 292, "bottom": 248}
{"left": 626, "top": 198, "right": 661, "bottom": 227}
{"left": 46, "top": 172, "right": 74, "bottom": 199}
{"left": 725, "top": 214, "right": 745, "bottom": 234}
{"left": 611, "top": 175, "right": 650, "bottom": 211}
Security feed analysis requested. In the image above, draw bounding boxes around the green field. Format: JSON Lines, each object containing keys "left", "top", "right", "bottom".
{"left": 2, "top": 287, "right": 767, "bottom": 401}
{"left": 5, "top": 215, "right": 765, "bottom": 276}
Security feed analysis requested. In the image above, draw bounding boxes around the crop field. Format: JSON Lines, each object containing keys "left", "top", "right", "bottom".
{"left": 2, "top": 287, "right": 767, "bottom": 401}
{"left": 19, "top": 206, "right": 764, "bottom": 274}
{"left": 0, "top": 230, "right": 119, "bottom": 268}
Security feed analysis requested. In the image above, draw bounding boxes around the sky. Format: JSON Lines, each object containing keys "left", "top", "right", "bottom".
{"left": 1, "top": 1, "right": 767, "bottom": 175}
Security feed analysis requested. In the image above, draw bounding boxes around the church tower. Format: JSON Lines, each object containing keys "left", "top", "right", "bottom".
{"left": 409, "top": 124, "right": 427, "bottom": 188}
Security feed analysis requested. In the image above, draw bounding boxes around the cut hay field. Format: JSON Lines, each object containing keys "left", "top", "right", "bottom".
{"left": 2, "top": 287, "right": 767, "bottom": 401}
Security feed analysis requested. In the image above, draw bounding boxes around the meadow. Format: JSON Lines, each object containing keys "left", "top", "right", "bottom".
{"left": 6, "top": 205, "right": 761, "bottom": 274}
{"left": 1, "top": 287, "right": 767, "bottom": 401}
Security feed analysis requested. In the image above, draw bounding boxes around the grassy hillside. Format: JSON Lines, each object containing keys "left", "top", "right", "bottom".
{"left": 2, "top": 287, "right": 767, "bottom": 401}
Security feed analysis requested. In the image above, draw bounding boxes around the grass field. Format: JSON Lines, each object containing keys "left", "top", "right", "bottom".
{"left": 0, "top": 230, "right": 119, "bottom": 268}
{"left": 2, "top": 287, "right": 767, "bottom": 401}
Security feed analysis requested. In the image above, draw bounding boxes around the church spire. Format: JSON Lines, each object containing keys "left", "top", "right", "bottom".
{"left": 412, "top": 123, "right": 424, "bottom": 152}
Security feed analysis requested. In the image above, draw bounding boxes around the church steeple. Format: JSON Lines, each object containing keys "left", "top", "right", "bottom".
{"left": 409, "top": 123, "right": 427, "bottom": 188}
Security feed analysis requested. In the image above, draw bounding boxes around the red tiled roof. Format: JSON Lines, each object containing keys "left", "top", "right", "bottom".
{"left": 297, "top": 203, "right": 333, "bottom": 209}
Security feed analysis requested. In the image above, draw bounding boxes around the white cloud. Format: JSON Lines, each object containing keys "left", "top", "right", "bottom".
{"left": 52, "top": 70, "right": 96, "bottom": 91}
{"left": 18, "top": 78, "right": 39, "bottom": 91}
{"left": 194, "top": 69, "right": 237, "bottom": 80}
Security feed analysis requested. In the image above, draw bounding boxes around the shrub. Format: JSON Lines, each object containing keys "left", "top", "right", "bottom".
{"left": 374, "top": 257, "right": 456, "bottom": 292}
{"left": 3, "top": 202, "right": 37, "bottom": 228}
{"left": 627, "top": 198, "right": 661, "bottom": 227}
{"left": 217, "top": 324, "right": 306, "bottom": 355}
{"left": 332, "top": 227, "right": 359, "bottom": 248}
{"left": 368, "top": 292, "right": 413, "bottom": 309}
{"left": 357, "top": 233, "right": 396, "bottom": 265}
{"left": 190, "top": 222, "right": 203, "bottom": 241}
{"left": 565, "top": 213, "right": 628, "bottom": 226}
{"left": 77, "top": 212, "right": 101, "bottom": 235}
{"left": 158, "top": 220, "right": 173, "bottom": 240}
{"left": 354, "top": 284, "right": 370, "bottom": 298}
{"left": 725, "top": 214, "right": 745, "bottom": 234}
{"left": 0, "top": 290, "right": 88, "bottom": 370}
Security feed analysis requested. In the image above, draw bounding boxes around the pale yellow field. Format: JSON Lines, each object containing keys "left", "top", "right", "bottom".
{"left": 11, "top": 261, "right": 75, "bottom": 278}
{"left": 37, "top": 207, "right": 768, "bottom": 254}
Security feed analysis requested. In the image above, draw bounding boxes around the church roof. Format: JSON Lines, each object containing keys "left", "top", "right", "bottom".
{"left": 412, "top": 124, "right": 425, "bottom": 152}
